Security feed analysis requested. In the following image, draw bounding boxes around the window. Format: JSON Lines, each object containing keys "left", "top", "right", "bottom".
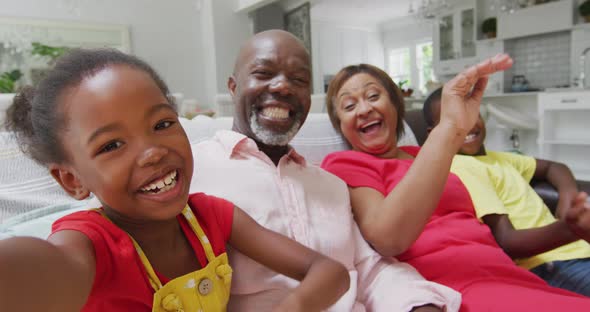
{"left": 387, "top": 47, "right": 411, "bottom": 87}
{"left": 386, "top": 40, "right": 435, "bottom": 97}
{"left": 416, "top": 41, "right": 434, "bottom": 95}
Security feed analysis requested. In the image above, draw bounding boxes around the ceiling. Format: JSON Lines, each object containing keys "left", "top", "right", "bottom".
{"left": 310, "top": 0, "right": 413, "bottom": 29}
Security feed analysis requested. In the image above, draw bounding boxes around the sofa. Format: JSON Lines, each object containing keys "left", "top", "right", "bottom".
{"left": 0, "top": 108, "right": 588, "bottom": 239}
{"left": 0, "top": 112, "right": 416, "bottom": 238}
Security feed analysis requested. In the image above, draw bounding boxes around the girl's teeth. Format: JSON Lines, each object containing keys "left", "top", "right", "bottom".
{"left": 141, "top": 170, "right": 178, "bottom": 193}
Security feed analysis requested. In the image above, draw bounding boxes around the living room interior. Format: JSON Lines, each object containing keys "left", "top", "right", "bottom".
{"left": 0, "top": 0, "right": 589, "bottom": 230}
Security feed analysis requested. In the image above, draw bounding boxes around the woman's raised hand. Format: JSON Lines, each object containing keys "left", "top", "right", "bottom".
{"left": 440, "top": 53, "right": 513, "bottom": 136}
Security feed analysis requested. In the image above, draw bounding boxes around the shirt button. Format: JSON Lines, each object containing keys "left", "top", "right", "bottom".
{"left": 198, "top": 278, "right": 213, "bottom": 295}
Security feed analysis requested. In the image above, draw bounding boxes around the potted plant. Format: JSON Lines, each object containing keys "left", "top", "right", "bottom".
{"left": 482, "top": 17, "right": 497, "bottom": 39}
{"left": 580, "top": 0, "right": 590, "bottom": 23}
{"left": 398, "top": 80, "right": 413, "bottom": 97}
{"left": 0, "top": 70, "right": 23, "bottom": 93}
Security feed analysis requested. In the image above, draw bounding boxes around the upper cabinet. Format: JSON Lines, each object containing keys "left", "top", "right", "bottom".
{"left": 571, "top": 25, "right": 590, "bottom": 88}
{"left": 497, "top": 0, "right": 573, "bottom": 40}
{"left": 434, "top": 1, "right": 477, "bottom": 75}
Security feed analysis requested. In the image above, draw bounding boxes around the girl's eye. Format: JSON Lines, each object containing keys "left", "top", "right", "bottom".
{"left": 98, "top": 141, "right": 123, "bottom": 154}
{"left": 155, "top": 120, "right": 175, "bottom": 131}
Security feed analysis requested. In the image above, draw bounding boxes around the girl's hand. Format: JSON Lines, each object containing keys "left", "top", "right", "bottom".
{"left": 440, "top": 53, "right": 513, "bottom": 138}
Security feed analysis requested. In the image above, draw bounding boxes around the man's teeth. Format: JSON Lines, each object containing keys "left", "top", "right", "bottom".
{"left": 465, "top": 133, "right": 477, "bottom": 141}
{"left": 261, "top": 107, "right": 289, "bottom": 119}
{"left": 141, "top": 171, "right": 177, "bottom": 193}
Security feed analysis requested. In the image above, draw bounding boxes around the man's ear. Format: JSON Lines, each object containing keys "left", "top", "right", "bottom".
{"left": 227, "top": 75, "right": 237, "bottom": 97}
{"left": 49, "top": 164, "right": 90, "bottom": 200}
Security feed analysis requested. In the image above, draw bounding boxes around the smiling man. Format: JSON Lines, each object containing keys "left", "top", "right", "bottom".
{"left": 190, "top": 30, "right": 460, "bottom": 311}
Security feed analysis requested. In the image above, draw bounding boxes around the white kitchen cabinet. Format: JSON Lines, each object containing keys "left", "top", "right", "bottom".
{"left": 571, "top": 25, "right": 590, "bottom": 88}
{"left": 538, "top": 91, "right": 590, "bottom": 180}
{"left": 433, "top": 0, "right": 477, "bottom": 76}
{"left": 497, "top": 0, "right": 573, "bottom": 40}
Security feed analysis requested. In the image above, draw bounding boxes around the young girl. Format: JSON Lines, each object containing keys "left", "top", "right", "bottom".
{"left": 0, "top": 48, "right": 349, "bottom": 311}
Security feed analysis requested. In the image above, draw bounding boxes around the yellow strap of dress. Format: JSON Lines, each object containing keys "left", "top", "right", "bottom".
{"left": 180, "top": 207, "right": 217, "bottom": 263}
{"left": 92, "top": 205, "right": 215, "bottom": 293}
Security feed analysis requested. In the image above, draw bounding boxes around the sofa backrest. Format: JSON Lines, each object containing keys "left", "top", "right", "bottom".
{"left": 0, "top": 113, "right": 417, "bottom": 225}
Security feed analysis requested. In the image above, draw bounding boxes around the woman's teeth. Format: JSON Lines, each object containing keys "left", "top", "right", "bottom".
{"left": 140, "top": 170, "right": 177, "bottom": 194}
{"left": 261, "top": 106, "right": 289, "bottom": 119}
{"left": 360, "top": 121, "right": 381, "bottom": 133}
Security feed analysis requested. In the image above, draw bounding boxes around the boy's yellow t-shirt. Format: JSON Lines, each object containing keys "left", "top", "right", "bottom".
{"left": 451, "top": 151, "right": 590, "bottom": 270}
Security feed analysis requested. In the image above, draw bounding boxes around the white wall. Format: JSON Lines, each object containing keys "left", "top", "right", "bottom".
{"left": 311, "top": 21, "right": 384, "bottom": 94}
{"left": 0, "top": 0, "right": 208, "bottom": 108}
{"left": 379, "top": 16, "right": 433, "bottom": 92}
{"left": 210, "top": 0, "right": 253, "bottom": 96}
{"left": 380, "top": 16, "right": 432, "bottom": 52}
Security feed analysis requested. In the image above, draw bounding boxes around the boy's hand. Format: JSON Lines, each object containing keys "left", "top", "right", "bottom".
{"left": 440, "top": 53, "right": 513, "bottom": 138}
{"left": 564, "top": 192, "right": 590, "bottom": 242}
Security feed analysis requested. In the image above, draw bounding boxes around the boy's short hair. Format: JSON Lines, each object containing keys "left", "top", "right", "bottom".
{"left": 423, "top": 87, "right": 443, "bottom": 128}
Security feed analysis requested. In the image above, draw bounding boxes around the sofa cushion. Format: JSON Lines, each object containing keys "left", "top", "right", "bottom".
{"left": 0, "top": 132, "right": 82, "bottom": 223}
{"left": 0, "top": 113, "right": 418, "bottom": 225}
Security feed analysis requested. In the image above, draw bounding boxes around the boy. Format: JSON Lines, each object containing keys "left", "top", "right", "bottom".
{"left": 423, "top": 87, "right": 590, "bottom": 296}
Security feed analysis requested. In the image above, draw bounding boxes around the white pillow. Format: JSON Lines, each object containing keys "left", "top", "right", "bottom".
{"left": 0, "top": 114, "right": 417, "bottom": 228}
{"left": 180, "top": 115, "right": 233, "bottom": 144}
{"left": 0, "top": 93, "right": 15, "bottom": 129}
{"left": 0, "top": 133, "right": 78, "bottom": 224}
{"left": 291, "top": 113, "right": 418, "bottom": 166}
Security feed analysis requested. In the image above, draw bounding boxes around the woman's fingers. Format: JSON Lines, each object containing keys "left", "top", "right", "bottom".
{"left": 474, "top": 53, "right": 513, "bottom": 77}
{"left": 470, "top": 76, "right": 489, "bottom": 103}
{"left": 446, "top": 54, "right": 513, "bottom": 97}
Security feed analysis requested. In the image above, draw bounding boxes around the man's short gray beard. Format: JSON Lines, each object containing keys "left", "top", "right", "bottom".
{"left": 249, "top": 114, "right": 302, "bottom": 146}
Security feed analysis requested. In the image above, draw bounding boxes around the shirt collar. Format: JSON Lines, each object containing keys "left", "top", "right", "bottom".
{"left": 214, "top": 130, "right": 307, "bottom": 167}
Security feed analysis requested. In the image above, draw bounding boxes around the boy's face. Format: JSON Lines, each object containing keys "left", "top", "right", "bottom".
{"left": 54, "top": 65, "right": 193, "bottom": 221}
{"left": 431, "top": 99, "right": 486, "bottom": 156}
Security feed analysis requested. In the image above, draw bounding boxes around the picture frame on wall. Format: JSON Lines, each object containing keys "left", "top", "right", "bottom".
{"left": 284, "top": 2, "right": 312, "bottom": 54}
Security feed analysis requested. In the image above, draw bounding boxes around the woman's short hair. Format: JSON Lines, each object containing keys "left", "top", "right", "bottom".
{"left": 325, "top": 64, "right": 405, "bottom": 141}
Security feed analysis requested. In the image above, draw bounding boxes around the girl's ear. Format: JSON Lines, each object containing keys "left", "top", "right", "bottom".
{"left": 48, "top": 164, "right": 90, "bottom": 200}
{"left": 227, "top": 75, "right": 237, "bottom": 97}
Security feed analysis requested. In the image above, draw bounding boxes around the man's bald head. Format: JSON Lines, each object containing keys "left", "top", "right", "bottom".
{"left": 233, "top": 30, "right": 310, "bottom": 75}
{"left": 227, "top": 29, "right": 312, "bottom": 150}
